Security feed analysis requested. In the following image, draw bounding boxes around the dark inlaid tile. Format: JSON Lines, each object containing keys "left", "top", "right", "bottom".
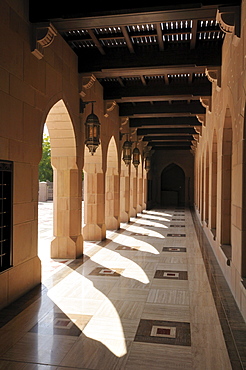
{"left": 134, "top": 319, "right": 191, "bottom": 346}
{"left": 129, "top": 233, "right": 149, "bottom": 236}
{"left": 170, "top": 225, "right": 185, "bottom": 227}
{"left": 116, "top": 245, "right": 140, "bottom": 251}
{"left": 162, "top": 247, "right": 187, "bottom": 253}
{"left": 89, "top": 267, "right": 124, "bottom": 276}
{"left": 167, "top": 233, "right": 186, "bottom": 237}
{"left": 172, "top": 218, "right": 185, "bottom": 221}
{"left": 29, "top": 312, "right": 83, "bottom": 337}
{"left": 154, "top": 270, "right": 188, "bottom": 280}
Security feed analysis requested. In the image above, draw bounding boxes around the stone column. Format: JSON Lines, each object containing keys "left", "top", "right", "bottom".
{"left": 130, "top": 165, "right": 137, "bottom": 217}
{"left": 105, "top": 167, "right": 120, "bottom": 230}
{"left": 51, "top": 157, "right": 83, "bottom": 259}
{"left": 120, "top": 165, "right": 130, "bottom": 223}
{"left": 137, "top": 170, "right": 143, "bottom": 213}
{"left": 83, "top": 169, "right": 106, "bottom": 240}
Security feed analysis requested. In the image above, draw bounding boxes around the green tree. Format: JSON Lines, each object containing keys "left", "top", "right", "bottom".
{"left": 39, "top": 135, "right": 53, "bottom": 182}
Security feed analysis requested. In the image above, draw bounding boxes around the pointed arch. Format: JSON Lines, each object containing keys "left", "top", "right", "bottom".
{"left": 105, "top": 136, "right": 120, "bottom": 230}
{"left": 41, "top": 99, "right": 82, "bottom": 258}
{"left": 210, "top": 129, "right": 218, "bottom": 238}
{"left": 161, "top": 163, "right": 185, "bottom": 206}
{"left": 220, "top": 107, "right": 232, "bottom": 247}
{"left": 205, "top": 145, "right": 209, "bottom": 224}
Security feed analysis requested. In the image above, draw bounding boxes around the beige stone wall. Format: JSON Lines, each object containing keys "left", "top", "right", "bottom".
{"left": 0, "top": 0, "right": 82, "bottom": 308}
{"left": 195, "top": 0, "right": 246, "bottom": 320}
{"left": 0, "top": 0, "right": 138, "bottom": 307}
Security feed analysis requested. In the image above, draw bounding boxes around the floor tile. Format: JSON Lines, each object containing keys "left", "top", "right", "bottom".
{"left": 0, "top": 361, "right": 56, "bottom": 369}
{"left": 0, "top": 206, "right": 244, "bottom": 370}
{"left": 154, "top": 270, "right": 188, "bottom": 280}
{"left": 60, "top": 336, "right": 132, "bottom": 369}
{"left": 125, "top": 342, "right": 193, "bottom": 370}
{"left": 147, "top": 288, "right": 190, "bottom": 305}
{"left": 134, "top": 319, "right": 191, "bottom": 346}
{"left": 1, "top": 332, "right": 77, "bottom": 366}
{"left": 142, "top": 303, "right": 190, "bottom": 322}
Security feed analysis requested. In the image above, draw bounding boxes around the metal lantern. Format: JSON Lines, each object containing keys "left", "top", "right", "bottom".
{"left": 85, "top": 103, "right": 100, "bottom": 155}
{"left": 122, "top": 139, "right": 132, "bottom": 166}
{"left": 145, "top": 156, "right": 151, "bottom": 172}
{"left": 132, "top": 146, "right": 140, "bottom": 168}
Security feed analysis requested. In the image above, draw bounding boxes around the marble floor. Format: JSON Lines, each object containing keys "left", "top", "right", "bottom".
{"left": 0, "top": 205, "right": 245, "bottom": 369}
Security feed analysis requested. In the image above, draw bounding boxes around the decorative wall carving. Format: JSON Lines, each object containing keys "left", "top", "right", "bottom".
{"left": 205, "top": 67, "right": 221, "bottom": 91}
{"left": 31, "top": 23, "right": 57, "bottom": 59}
{"left": 80, "top": 74, "right": 97, "bottom": 97}
{"left": 216, "top": 6, "right": 240, "bottom": 45}
{"left": 104, "top": 101, "right": 117, "bottom": 117}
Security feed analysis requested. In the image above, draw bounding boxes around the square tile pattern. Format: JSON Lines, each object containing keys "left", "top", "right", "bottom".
{"left": 29, "top": 313, "right": 82, "bottom": 337}
{"left": 89, "top": 267, "right": 124, "bottom": 276}
{"left": 134, "top": 319, "right": 191, "bottom": 346}
{"left": 129, "top": 233, "right": 149, "bottom": 236}
{"left": 150, "top": 325, "right": 177, "bottom": 338}
{"left": 116, "top": 245, "right": 140, "bottom": 251}
{"left": 162, "top": 247, "right": 187, "bottom": 252}
{"left": 154, "top": 270, "right": 188, "bottom": 280}
{"left": 167, "top": 233, "right": 186, "bottom": 237}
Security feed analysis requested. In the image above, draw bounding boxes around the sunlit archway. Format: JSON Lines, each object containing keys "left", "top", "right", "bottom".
{"left": 39, "top": 99, "right": 83, "bottom": 260}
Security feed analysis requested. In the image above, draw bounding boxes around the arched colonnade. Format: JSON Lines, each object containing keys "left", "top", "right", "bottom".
{"left": 42, "top": 95, "right": 148, "bottom": 259}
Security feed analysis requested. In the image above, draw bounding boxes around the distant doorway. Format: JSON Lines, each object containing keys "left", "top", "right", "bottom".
{"left": 161, "top": 163, "right": 185, "bottom": 206}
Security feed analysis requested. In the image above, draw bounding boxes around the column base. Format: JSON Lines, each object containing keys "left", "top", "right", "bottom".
{"left": 83, "top": 223, "right": 106, "bottom": 241}
{"left": 51, "top": 235, "right": 83, "bottom": 259}
{"left": 120, "top": 211, "right": 130, "bottom": 223}
{"left": 106, "top": 217, "right": 120, "bottom": 231}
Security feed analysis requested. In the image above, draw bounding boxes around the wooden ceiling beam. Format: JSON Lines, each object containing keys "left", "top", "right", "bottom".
{"left": 144, "top": 141, "right": 192, "bottom": 146}
{"left": 84, "top": 65, "right": 207, "bottom": 78}
{"left": 111, "top": 94, "right": 210, "bottom": 103}
{"left": 155, "top": 23, "right": 164, "bottom": 51}
{"left": 137, "top": 127, "right": 198, "bottom": 135}
{"left": 52, "top": 6, "right": 218, "bottom": 32}
{"left": 104, "top": 83, "right": 211, "bottom": 101}
{"left": 143, "top": 135, "right": 194, "bottom": 141}
{"left": 151, "top": 146, "right": 191, "bottom": 150}
{"left": 119, "top": 101, "right": 205, "bottom": 116}
{"left": 190, "top": 19, "right": 198, "bottom": 49}
{"left": 77, "top": 41, "right": 222, "bottom": 72}
{"left": 121, "top": 26, "right": 134, "bottom": 53}
{"left": 130, "top": 117, "right": 201, "bottom": 127}
{"left": 87, "top": 29, "right": 105, "bottom": 55}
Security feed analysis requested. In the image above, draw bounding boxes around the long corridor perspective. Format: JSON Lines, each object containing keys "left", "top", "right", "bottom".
{"left": 0, "top": 206, "right": 245, "bottom": 370}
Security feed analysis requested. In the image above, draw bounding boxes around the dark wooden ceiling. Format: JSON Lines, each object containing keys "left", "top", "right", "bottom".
{"left": 30, "top": 2, "right": 240, "bottom": 151}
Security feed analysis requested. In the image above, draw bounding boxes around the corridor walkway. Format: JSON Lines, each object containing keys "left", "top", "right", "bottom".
{"left": 0, "top": 207, "right": 245, "bottom": 369}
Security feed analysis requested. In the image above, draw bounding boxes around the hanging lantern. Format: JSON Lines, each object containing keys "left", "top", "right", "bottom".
{"left": 84, "top": 103, "right": 100, "bottom": 155}
{"left": 132, "top": 146, "right": 140, "bottom": 168}
{"left": 145, "top": 156, "right": 151, "bottom": 172}
{"left": 122, "top": 139, "right": 132, "bottom": 166}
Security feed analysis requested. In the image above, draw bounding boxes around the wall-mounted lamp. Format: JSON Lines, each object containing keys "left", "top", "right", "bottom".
{"left": 132, "top": 146, "right": 140, "bottom": 168}
{"left": 121, "top": 133, "right": 141, "bottom": 168}
{"left": 122, "top": 137, "right": 132, "bottom": 166}
{"left": 144, "top": 146, "right": 152, "bottom": 173}
{"left": 144, "top": 156, "right": 151, "bottom": 172}
{"left": 84, "top": 101, "right": 101, "bottom": 155}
